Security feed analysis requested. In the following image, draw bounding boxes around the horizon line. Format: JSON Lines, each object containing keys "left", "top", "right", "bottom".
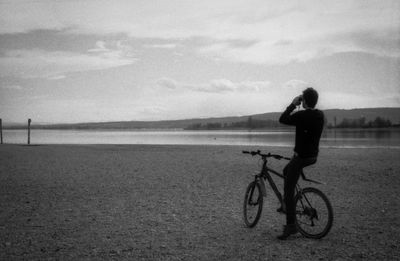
{"left": 1, "top": 106, "right": 399, "bottom": 126}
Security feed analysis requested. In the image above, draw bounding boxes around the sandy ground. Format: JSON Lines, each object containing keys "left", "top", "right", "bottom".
{"left": 0, "top": 144, "right": 399, "bottom": 260}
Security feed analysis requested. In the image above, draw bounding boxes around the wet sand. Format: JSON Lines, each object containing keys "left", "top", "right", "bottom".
{"left": 1, "top": 144, "right": 399, "bottom": 260}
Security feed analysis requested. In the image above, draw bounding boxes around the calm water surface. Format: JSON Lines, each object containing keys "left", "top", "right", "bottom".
{"left": 3, "top": 129, "right": 400, "bottom": 148}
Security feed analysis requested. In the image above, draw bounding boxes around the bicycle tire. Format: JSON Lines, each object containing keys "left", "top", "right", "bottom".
{"left": 243, "top": 181, "right": 263, "bottom": 228}
{"left": 295, "top": 187, "right": 333, "bottom": 239}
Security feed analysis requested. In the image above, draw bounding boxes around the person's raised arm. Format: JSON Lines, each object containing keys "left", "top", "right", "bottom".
{"left": 279, "top": 95, "right": 302, "bottom": 126}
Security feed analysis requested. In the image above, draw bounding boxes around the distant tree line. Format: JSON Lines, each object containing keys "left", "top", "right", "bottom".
{"left": 328, "top": 116, "right": 393, "bottom": 129}
{"left": 185, "top": 116, "right": 281, "bottom": 130}
{"left": 186, "top": 116, "right": 396, "bottom": 130}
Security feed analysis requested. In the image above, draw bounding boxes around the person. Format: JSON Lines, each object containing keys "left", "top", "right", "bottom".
{"left": 277, "top": 87, "right": 325, "bottom": 240}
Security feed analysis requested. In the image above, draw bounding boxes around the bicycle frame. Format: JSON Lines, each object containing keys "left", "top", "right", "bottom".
{"left": 255, "top": 158, "right": 285, "bottom": 205}
{"left": 253, "top": 157, "right": 323, "bottom": 205}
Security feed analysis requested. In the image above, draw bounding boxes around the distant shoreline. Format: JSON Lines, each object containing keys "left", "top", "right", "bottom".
{"left": 2, "top": 107, "right": 399, "bottom": 130}
{"left": 3, "top": 126, "right": 400, "bottom": 131}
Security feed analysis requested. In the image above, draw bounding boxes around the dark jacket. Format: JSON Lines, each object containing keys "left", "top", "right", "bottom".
{"left": 279, "top": 104, "right": 324, "bottom": 158}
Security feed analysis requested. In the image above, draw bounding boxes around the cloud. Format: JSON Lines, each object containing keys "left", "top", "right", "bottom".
{"left": 88, "top": 40, "right": 136, "bottom": 59}
{"left": 156, "top": 77, "right": 271, "bottom": 93}
{"left": 0, "top": 0, "right": 398, "bottom": 66}
{"left": 201, "top": 79, "right": 271, "bottom": 93}
{"left": 282, "top": 79, "right": 312, "bottom": 97}
{"left": 87, "top": 40, "right": 108, "bottom": 52}
{"left": 333, "top": 29, "right": 400, "bottom": 58}
{"left": 197, "top": 41, "right": 308, "bottom": 65}
{"left": 198, "top": 25, "right": 400, "bottom": 65}
{"left": 156, "top": 78, "right": 178, "bottom": 90}
{"left": 0, "top": 41, "right": 137, "bottom": 79}
{"left": 136, "top": 105, "right": 167, "bottom": 115}
{"left": 144, "top": 43, "right": 178, "bottom": 49}
{"left": 207, "top": 79, "right": 236, "bottom": 92}
{"left": 284, "top": 79, "right": 310, "bottom": 90}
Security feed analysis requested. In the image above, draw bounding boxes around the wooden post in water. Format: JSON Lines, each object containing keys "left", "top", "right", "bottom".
{"left": 0, "top": 118, "right": 3, "bottom": 144}
{"left": 28, "top": 118, "right": 31, "bottom": 145}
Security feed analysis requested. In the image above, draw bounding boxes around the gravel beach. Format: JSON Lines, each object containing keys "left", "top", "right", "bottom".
{"left": 1, "top": 144, "right": 399, "bottom": 260}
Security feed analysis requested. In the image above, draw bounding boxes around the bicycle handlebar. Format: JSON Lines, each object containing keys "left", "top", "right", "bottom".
{"left": 242, "top": 150, "right": 291, "bottom": 160}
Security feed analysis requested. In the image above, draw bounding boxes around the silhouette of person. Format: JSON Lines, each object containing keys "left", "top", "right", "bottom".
{"left": 277, "top": 87, "right": 324, "bottom": 240}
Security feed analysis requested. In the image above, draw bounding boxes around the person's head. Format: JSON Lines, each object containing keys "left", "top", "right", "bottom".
{"left": 302, "top": 87, "right": 318, "bottom": 109}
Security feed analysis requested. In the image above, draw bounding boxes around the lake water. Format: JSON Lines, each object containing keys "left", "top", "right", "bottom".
{"left": 2, "top": 129, "right": 400, "bottom": 148}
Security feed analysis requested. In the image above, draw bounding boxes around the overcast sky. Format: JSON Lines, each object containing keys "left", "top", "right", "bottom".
{"left": 0, "top": 0, "right": 399, "bottom": 123}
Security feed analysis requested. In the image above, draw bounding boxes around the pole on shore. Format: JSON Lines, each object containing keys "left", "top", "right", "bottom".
{"left": 28, "top": 118, "right": 31, "bottom": 145}
{"left": 0, "top": 118, "right": 3, "bottom": 144}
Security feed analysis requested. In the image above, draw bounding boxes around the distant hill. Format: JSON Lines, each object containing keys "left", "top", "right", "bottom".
{"left": 6, "top": 107, "right": 400, "bottom": 130}
{"left": 251, "top": 107, "right": 400, "bottom": 126}
{"left": 323, "top": 108, "right": 400, "bottom": 126}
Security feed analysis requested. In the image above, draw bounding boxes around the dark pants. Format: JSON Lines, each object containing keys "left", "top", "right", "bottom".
{"left": 283, "top": 155, "right": 317, "bottom": 225}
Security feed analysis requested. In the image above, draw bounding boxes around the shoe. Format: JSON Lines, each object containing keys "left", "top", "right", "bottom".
{"left": 276, "top": 205, "right": 286, "bottom": 214}
{"left": 277, "top": 224, "right": 298, "bottom": 240}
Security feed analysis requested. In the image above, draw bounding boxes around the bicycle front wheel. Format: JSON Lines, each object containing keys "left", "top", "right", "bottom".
{"left": 243, "top": 181, "right": 263, "bottom": 228}
{"left": 295, "top": 187, "right": 333, "bottom": 239}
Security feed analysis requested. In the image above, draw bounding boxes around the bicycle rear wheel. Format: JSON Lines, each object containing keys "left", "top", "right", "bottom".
{"left": 243, "top": 181, "right": 263, "bottom": 228}
{"left": 295, "top": 187, "right": 333, "bottom": 239}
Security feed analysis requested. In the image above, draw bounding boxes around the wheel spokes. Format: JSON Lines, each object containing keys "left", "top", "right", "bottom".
{"left": 295, "top": 189, "right": 333, "bottom": 238}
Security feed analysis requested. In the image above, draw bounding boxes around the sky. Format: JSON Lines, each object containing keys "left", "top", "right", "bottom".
{"left": 0, "top": 0, "right": 399, "bottom": 124}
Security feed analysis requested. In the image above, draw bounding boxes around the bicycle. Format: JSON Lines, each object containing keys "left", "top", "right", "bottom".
{"left": 242, "top": 150, "right": 333, "bottom": 239}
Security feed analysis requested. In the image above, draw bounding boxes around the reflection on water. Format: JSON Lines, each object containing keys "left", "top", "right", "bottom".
{"left": 323, "top": 129, "right": 394, "bottom": 140}
{"left": 2, "top": 129, "right": 400, "bottom": 148}
{"left": 322, "top": 129, "right": 399, "bottom": 148}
